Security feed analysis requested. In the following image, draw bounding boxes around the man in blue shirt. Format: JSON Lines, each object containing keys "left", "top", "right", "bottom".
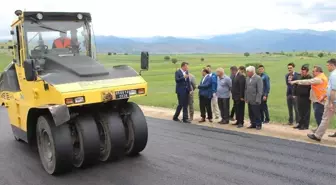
{"left": 206, "top": 65, "right": 220, "bottom": 119}
{"left": 216, "top": 67, "right": 232, "bottom": 124}
{"left": 258, "top": 65, "right": 270, "bottom": 124}
{"left": 308, "top": 58, "right": 336, "bottom": 141}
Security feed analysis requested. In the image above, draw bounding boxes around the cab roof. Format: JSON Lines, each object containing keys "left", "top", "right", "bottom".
{"left": 23, "top": 11, "right": 92, "bottom": 21}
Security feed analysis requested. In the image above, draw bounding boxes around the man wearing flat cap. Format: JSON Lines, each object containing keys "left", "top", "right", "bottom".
{"left": 293, "top": 64, "right": 313, "bottom": 130}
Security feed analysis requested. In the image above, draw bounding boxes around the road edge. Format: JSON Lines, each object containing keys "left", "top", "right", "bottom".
{"left": 139, "top": 105, "right": 336, "bottom": 148}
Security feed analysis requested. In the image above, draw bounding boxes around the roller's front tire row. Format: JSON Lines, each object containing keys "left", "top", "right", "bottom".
{"left": 35, "top": 102, "right": 148, "bottom": 175}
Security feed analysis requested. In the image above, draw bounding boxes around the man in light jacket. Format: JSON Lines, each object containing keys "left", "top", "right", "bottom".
{"left": 216, "top": 67, "right": 232, "bottom": 124}
{"left": 245, "top": 66, "right": 263, "bottom": 130}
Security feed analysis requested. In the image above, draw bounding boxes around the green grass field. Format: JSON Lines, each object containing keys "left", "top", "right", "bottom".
{"left": 1, "top": 52, "right": 335, "bottom": 128}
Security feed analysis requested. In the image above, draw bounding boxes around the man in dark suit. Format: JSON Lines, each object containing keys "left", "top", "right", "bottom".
{"left": 173, "top": 62, "right": 191, "bottom": 123}
{"left": 229, "top": 66, "right": 238, "bottom": 121}
{"left": 231, "top": 66, "right": 246, "bottom": 128}
{"left": 198, "top": 68, "right": 213, "bottom": 122}
{"left": 285, "top": 62, "right": 301, "bottom": 125}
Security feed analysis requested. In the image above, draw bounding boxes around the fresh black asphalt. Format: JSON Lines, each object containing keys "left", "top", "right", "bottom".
{"left": 0, "top": 108, "right": 335, "bottom": 185}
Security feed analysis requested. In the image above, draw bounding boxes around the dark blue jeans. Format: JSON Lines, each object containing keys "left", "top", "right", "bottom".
{"left": 260, "top": 97, "right": 270, "bottom": 123}
{"left": 313, "top": 102, "right": 324, "bottom": 126}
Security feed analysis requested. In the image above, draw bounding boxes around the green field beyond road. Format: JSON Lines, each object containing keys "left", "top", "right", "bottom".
{"left": 1, "top": 53, "right": 335, "bottom": 128}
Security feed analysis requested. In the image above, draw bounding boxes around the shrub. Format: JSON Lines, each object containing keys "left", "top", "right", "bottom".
{"left": 318, "top": 52, "right": 324, "bottom": 58}
{"left": 164, "top": 56, "right": 170, "bottom": 60}
{"left": 244, "top": 52, "right": 250, "bottom": 57}
{"left": 124, "top": 53, "right": 128, "bottom": 55}
{"left": 107, "top": 52, "right": 112, "bottom": 55}
{"left": 201, "top": 57, "right": 204, "bottom": 61}
{"left": 171, "top": 58, "right": 178, "bottom": 64}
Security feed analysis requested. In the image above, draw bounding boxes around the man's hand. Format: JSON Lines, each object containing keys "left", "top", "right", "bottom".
{"left": 190, "top": 91, "right": 193, "bottom": 95}
{"left": 329, "top": 103, "right": 335, "bottom": 112}
{"left": 213, "top": 93, "right": 217, "bottom": 98}
{"left": 318, "top": 96, "right": 326, "bottom": 103}
{"left": 263, "top": 96, "right": 267, "bottom": 101}
{"left": 184, "top": 74, "right": 189, "bottom": 78}
{"left": 289, "top": 81, "right": 296, "bottom": 85}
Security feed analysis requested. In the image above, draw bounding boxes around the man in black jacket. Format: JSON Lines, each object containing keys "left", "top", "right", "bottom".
{"left": 293, "top": 64, "right": 312, "bottom": 130}
{"left": 229, "top": 66, "right": 238, "bottom": 121}
{"left": 231, "top": 66, "right": 246, "bottom": 128}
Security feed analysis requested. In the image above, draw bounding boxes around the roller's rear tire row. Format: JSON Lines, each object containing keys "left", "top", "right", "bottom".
{"left": 35, "top": 102, "right": 148, "bottom": 175}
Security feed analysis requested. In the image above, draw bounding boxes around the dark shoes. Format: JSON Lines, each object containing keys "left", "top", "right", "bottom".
{"left": 237, "top": 124, "right": 243, "bottom": 128}
{"left": 199, "top": 118, "right": 206, "bottom": 123}
{"left": 256, "top": 126, "right": 262, "bottom": 130}
{"left": 183, "top": 120, "right": 191, "bottom": 123}
{"left": 173, "top": 118, "right": 180, "bottom": 122}
{"left": 218, "top": 120, "right": 229, "bottom": 124}
{"left": 263, "top": 121, "right": 270, "bottom": 124}
{"left": 307, "top": 134, "right": 321, "bottom": 142}
{"left": 173, "top": 117, "right": 190, "bottom": 123}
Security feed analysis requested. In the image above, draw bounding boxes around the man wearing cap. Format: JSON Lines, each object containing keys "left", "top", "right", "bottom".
{"left": 293, "top": 64, "right": 313, "bottom": 130}
{"left": 290, "top": 65, "right": 328, "bottom": 130}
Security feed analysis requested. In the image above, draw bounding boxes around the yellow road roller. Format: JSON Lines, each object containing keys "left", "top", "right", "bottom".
{"left": 0, "top": 10, "right": 149, "bottom": 175}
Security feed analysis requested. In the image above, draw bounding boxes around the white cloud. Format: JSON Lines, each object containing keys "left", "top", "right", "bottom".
{"left": 0, "top": 0, "right": 335, "bottom": 38}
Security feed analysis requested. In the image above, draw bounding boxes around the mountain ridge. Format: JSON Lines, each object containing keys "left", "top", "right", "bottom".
{"left": 94, "top": 29, "right": 336, "bottom": 53}
{"left": 1, "top": 29, "right": 335, "bottom": 53}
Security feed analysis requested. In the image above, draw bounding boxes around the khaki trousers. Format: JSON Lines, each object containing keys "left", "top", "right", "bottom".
{"left": 314, "top": 100, "right": 336, "bottom": 139}
{"left": 211, "top": 95, "right": 220, "bottom": 118}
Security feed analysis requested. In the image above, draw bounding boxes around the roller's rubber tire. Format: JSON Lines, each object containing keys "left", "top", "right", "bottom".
{"left": 96, "top": 111, "right": 126, "bottom": 162}
{"left": 72, "top": 115, "right": 100, "bottom": 168}
{"left": 14, "top": 135, "right": 23, "bottom": 142}
{"left": 36, "top": 114, "right": 73, "bottom": 175}
{"left": 123, "top": 102, "right": 148, "bottom": 156}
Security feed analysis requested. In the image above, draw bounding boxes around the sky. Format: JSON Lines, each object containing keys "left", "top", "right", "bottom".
{"left": 0, "top": 0, "right": 335, "bottom": 38}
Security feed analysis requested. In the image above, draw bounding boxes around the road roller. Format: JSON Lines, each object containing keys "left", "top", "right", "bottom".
{"left": 0, "top": 10, "right": 149, "bottom": 175}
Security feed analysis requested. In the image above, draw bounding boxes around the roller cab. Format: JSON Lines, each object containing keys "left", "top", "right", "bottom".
{"left": 0, "top": 10, "right": 149, "bottom": 175}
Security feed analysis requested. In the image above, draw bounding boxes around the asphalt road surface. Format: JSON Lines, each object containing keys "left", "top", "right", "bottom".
{"left": 0, "top": 108, "right": 335, "bottom": 185}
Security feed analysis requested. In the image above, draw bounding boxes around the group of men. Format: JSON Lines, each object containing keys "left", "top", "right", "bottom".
{"left": 172, "top": 62, "right": 271, "bottom": 130}
{"left": 286, "top": 59, "right": 336, "bottom": 141}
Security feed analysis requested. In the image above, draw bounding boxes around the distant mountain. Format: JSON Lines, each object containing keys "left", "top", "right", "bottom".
{"left": 1, "top": 29, "right": 335, "bottom": 53}
{"left": 94, "top": 29, "right": 336, "bottom": 54}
